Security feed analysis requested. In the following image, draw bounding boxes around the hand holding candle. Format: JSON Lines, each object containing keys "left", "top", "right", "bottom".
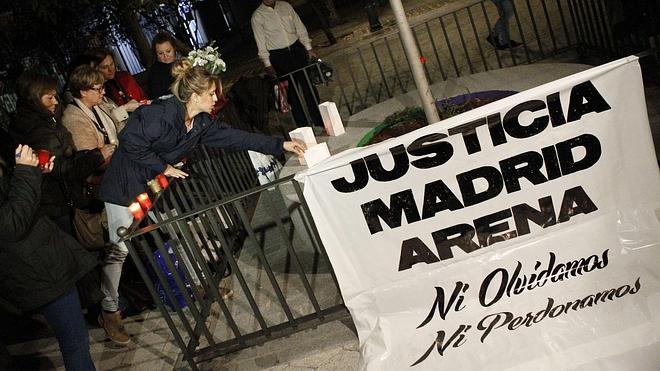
{"left": 41, "top": 155, "right": 55, "bottom": 174}
{"left": 14, "top": 144, "right": 39, "bottom": 167}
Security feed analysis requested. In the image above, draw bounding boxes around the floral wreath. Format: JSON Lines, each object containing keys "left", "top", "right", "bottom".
{"left": 187, "top": 42, "right": 227, "bottom": 76}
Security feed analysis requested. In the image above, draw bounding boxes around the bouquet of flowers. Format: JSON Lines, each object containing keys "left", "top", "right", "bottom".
{"left": 187, "top": 43, "right": 227, "bottom": 75}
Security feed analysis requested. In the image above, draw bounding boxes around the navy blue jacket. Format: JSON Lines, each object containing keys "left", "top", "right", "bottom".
{"left": 100, "top": 96, "right": 284, "bottom": 206}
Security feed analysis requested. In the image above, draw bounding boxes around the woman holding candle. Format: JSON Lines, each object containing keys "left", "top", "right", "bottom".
{"left": 98, "top": 58, "right": 305, "bottom": 345}
{"left": 9, "top": 71, "right": 113, "bottom": 236}
{"left": 0, "top": 144, "right": 97, "bottom": 370}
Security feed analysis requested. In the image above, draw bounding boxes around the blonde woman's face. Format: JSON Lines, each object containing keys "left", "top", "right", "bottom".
{"left": 40, "top": 89, "right": 58, "bottom": 113}
{"left": 193, "top": 83, "right": 218, "bottom": 114}
{"left": 155, "top": 41, "right": 176, "bottom": 64}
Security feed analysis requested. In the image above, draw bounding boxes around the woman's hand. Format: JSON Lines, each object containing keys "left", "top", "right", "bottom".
{"left": 122, "top": 99, "right": 141, "bottom": 112}
{"left": 164, "top": 164, "right": 188, "bottom": 179}
{"left": 100, "top": 144, "right": 117, "bottom": 160}
{"left": 42, "top": 156, "right": 56, "bottom": 173}
{"left": 14, "top": 144, "right": 39, "bottom": 167}
{"left": 283, "top": 140, "right": 306, "bottom": 157}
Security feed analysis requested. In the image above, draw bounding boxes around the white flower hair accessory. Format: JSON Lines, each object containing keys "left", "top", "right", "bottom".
{"left": 188, "top": 42, "right": 227, "bottom": 75}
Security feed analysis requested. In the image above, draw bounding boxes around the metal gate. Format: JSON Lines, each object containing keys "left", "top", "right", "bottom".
{"left": 119, "top": 146, "right": 347, "bottom": 370}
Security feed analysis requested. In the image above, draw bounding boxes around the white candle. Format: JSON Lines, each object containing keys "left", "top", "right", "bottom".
{"left": 303, "top": 142, "right": 331, "bottom": 168}
{"left": 289, "top": 127, "right": 317, "bottom": 147}
{"left": 318, "top": 102, "right": 345, "bottom": 136}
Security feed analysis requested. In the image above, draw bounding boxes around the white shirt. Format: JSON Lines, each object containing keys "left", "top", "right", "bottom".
{"left": 251, "top": 1, "right": 312, "bottom": 67}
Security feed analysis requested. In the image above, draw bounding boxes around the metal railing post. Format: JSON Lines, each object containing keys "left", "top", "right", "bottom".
{"left": 388, "top": 0, "right": 439, "bottom": 124}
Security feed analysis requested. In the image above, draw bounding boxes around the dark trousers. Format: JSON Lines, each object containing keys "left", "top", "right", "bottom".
{"left": 269, "top": 41, "right": 323, "bottom": 127}
{"left": 40, "top": 287, "right": 95, "bottom": 370}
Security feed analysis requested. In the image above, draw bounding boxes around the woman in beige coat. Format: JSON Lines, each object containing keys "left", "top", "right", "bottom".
{"left": 62, "top": 65, "right": 121, "bottom": 252}
{"left": 63, "top": 66, "right": 124, "bottom": 150}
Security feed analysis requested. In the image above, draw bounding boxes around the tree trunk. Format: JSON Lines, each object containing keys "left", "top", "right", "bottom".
{"left": 122, "top": 10, "right": 153, "bottom": 68}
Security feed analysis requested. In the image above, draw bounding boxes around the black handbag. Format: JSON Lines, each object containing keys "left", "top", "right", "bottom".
{"left": 308, "top": 58, "right": 333, "bottom": 85}
{"left": 64, "top": 178, "right": 104, "bottom": 213}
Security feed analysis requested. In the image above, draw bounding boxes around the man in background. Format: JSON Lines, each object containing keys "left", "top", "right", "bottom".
{"left": 251, "top": 0, "right": 324, "bottom": 128}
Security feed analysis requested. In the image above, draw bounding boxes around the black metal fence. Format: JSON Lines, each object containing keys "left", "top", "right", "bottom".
{"left": 120, "top": 145, "right": 346, "bottom": 370}
{"left": 567, "top": 0, "right": 659, "bottom": 60}
{"left": 273, "top": 0, "right": 658, "bottom": 125}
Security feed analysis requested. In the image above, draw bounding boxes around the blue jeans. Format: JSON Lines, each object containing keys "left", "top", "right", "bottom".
{"left": 491, "top": 0, "right": 515, "bottom": 45}
{"left": 102, "top": 202, "right": 132, "bottom": 312}
{"left": 40, "top": 287, "right": 95, "bottom": 371}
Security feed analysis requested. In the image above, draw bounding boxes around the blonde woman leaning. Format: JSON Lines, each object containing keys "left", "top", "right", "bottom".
{"left": 97, "top": 59, "right": 305, "bottom": 345}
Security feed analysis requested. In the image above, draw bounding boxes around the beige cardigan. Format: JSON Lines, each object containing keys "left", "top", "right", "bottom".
{"left": 62, "top": 101, "right": 124, "bottom": 151}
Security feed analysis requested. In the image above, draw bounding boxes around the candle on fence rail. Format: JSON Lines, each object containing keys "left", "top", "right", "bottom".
{"left": 137, "top": 193, "right": 152, "bottom": 211}
{"left": 156, "top": 173, "right": 169, "bottom": 189}
{"left": 147, "top": 179, "right": 162, "bottom": 194}
{"left": 128, "top": 202, "right": 145, "bottom": 220}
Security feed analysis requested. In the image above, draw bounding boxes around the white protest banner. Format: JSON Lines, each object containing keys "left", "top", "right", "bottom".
{"left": 301, "top": 57, "right": 660, "bottom": 370}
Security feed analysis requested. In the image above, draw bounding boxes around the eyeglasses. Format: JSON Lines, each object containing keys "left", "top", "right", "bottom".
{"left": 88, "top": 85, "right": 105, "bottom": 93}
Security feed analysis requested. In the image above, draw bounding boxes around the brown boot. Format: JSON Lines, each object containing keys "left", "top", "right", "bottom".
{"left": 98, "top": 311, "right": 130, "bottom": 346}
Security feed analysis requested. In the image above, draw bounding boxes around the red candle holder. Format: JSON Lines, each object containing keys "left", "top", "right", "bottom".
{"left": 37, "top": 149, "right": 50, "bottom": 169}
{"left": 156, "top": 173, "right": 169, "bottom": 189}
{"left": 137, "top": 193, "right": 152, "bottom": 211}
{"left": 128, "top": 202, "right": 145, "bottom": 220}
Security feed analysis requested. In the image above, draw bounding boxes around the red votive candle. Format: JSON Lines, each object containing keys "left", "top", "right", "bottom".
{"left": 137, "top": 193, "right": 152, "bottom": 211}
{"left": 128, "top": 202, "right": 145, "bottom": 220}
{"left": 37, "top": 149, "right": 50, "bottom": 169}
{"left": 156, "top": 173, "right": 169, "bottom": 189}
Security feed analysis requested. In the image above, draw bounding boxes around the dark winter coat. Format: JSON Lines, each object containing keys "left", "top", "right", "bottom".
{"left": 0, "top": 162, "right": 98, "bottom": 314}
{"left": 100, "top": 96, "right": 284, "bottom": 206}
{"left": 10, "top": 100, "right": 105, "bottom": 218}
{"left": 146, "top": 61, "right": 174, "bottom": 100}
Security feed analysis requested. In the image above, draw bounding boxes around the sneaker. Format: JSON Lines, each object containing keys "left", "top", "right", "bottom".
{"left": 98, "top": 311, "right": 130, "bottom": 346}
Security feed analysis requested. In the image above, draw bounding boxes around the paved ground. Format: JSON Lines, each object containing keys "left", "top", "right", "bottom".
{"left": 3, "top": 0, "right": 659, "bottom": 370}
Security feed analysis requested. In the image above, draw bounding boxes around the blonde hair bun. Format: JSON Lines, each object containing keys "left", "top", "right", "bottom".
{"left": 171, "top": 58, "right": 193, "bottom": 80}
{"left": 169, "top": 58, "right": 218, "bottom": 103}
